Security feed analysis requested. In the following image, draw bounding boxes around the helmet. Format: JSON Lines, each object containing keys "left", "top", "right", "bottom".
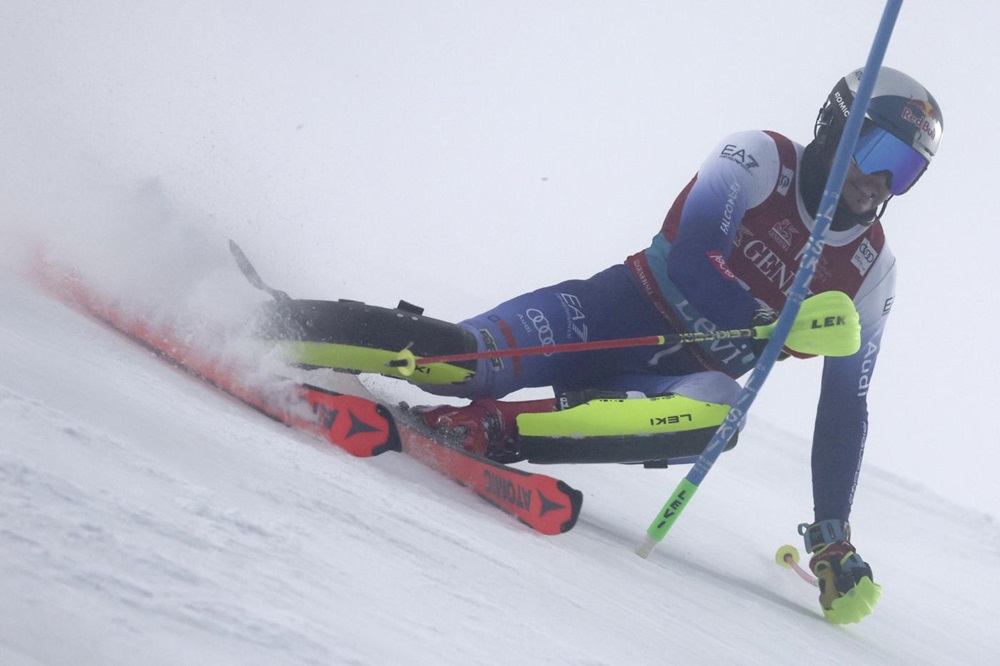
{"left": 815, "top": 67, "right": 943, "bottom": 195}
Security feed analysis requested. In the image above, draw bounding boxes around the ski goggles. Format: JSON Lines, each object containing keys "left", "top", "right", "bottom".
{"left": 852, "top": 124, "right": 928, "bottom": 196}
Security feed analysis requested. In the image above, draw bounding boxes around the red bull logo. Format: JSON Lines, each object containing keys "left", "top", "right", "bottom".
{"left": 901, "top": 99, "right": 938, "bottom": 139}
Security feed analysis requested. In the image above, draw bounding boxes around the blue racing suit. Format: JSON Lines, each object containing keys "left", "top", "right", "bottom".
{"left": 435, "top": 130, "right": 896, "bottom": 523}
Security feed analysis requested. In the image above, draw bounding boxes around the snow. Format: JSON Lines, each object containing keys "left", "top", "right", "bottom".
{"left": 2, "top": 267, "right": 997, "bottom": 664}
{"left": 3, "top": 1, "right": 1000, "bottom": 663}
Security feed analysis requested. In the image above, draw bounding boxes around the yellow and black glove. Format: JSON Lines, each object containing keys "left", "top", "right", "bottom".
{"left": 799, "top": 519, "right": 882, "bottom": 624}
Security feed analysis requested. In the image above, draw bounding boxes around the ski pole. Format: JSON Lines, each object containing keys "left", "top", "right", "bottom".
{"left": 776, "top": 545, "right": 818, "bottom": 587}
{"left": 389, "top": 328, "right": 754, "bottom": 370}
{"left": 388, "top": 291, "right": 859, "bottom": 374}
{"left": 229, "top": 239, "right": 292, "bottom": 303}
{"left": 636, "top": 0, "right": 904, "bottom": 559}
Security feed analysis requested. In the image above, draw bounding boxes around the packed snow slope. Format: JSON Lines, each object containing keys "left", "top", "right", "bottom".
{"left": 4, "top": 2, "right": 1000, "bottom": 663}
{"left": 1, "top": 258, "right": 997, "bottom": 664}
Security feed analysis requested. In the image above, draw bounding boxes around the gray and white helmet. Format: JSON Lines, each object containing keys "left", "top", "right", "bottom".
{"left": 815, "top": 67, "right": 943, "bottom": 195}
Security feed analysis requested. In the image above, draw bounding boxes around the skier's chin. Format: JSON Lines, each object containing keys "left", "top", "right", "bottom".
{"left": 831, "top": 199, "right": 877, "bottom": 231}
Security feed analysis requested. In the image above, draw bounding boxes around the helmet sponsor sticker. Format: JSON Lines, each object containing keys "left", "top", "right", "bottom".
{"left": 901, "top": 99, "right": 938, "bottom": 139}
{"left": 834, "top": 89, "right": 850, "bottom": 118}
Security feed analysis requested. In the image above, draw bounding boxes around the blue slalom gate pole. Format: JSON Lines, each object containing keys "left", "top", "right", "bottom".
{"left": 636, "top": 0, "right": 905, "bottom": 558}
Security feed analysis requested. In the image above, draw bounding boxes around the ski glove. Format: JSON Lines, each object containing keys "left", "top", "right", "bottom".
{"left": 800, "top": 520, "right": 882, "bottom": 624}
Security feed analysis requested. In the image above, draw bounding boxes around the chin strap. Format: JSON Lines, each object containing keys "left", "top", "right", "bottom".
{"left": 876, "top": 197, "right": 890, "bottom": 219}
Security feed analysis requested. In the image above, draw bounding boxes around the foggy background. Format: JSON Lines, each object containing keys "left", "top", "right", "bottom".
{"left": 2, "top": 1, "right": 996, "bottom": 520}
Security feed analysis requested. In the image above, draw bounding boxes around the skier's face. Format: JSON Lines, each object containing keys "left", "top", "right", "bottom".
{"left": 840, "top": 159, "right": 891, "bottom": 215}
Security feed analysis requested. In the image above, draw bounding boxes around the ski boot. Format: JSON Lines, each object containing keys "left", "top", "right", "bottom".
{"left": 414, "top": 398, "right": 556, "bottom": 463}
{"left": 254, "top": 298, "right": 479, "bottom": 387}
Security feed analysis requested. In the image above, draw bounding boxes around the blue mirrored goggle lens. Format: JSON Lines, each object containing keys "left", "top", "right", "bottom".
{"left": 853, "top": 127, "right": 928, "bottom": 196}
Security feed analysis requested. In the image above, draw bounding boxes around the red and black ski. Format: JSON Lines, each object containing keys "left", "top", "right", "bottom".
{"left": 32, "top": 259, "right": 582, "bottom": 535}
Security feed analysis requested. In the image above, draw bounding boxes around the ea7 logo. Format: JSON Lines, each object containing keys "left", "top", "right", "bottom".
{"left": 720, "top": 144, "right": 759, "bottom": 172}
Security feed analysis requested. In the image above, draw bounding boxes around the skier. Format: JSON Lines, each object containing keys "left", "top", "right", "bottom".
{"left": 409, "top": 66, "right": 943, "bottom": 622}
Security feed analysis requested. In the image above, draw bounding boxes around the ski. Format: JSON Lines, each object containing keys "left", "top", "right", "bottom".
{"left": 31, "top": 259, "right": 582, "bottom": 535}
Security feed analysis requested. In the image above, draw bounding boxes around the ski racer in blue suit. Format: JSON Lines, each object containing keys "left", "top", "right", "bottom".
{"left": 418, "top": 67, "right": 942, "bottom": 622}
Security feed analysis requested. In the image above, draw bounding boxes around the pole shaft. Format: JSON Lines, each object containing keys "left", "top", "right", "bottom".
{"left": 413, "top": 329, "right": 754, "bottom": 366}
{"left": 638, "top": 0, "right": 905, "bottom": 555}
